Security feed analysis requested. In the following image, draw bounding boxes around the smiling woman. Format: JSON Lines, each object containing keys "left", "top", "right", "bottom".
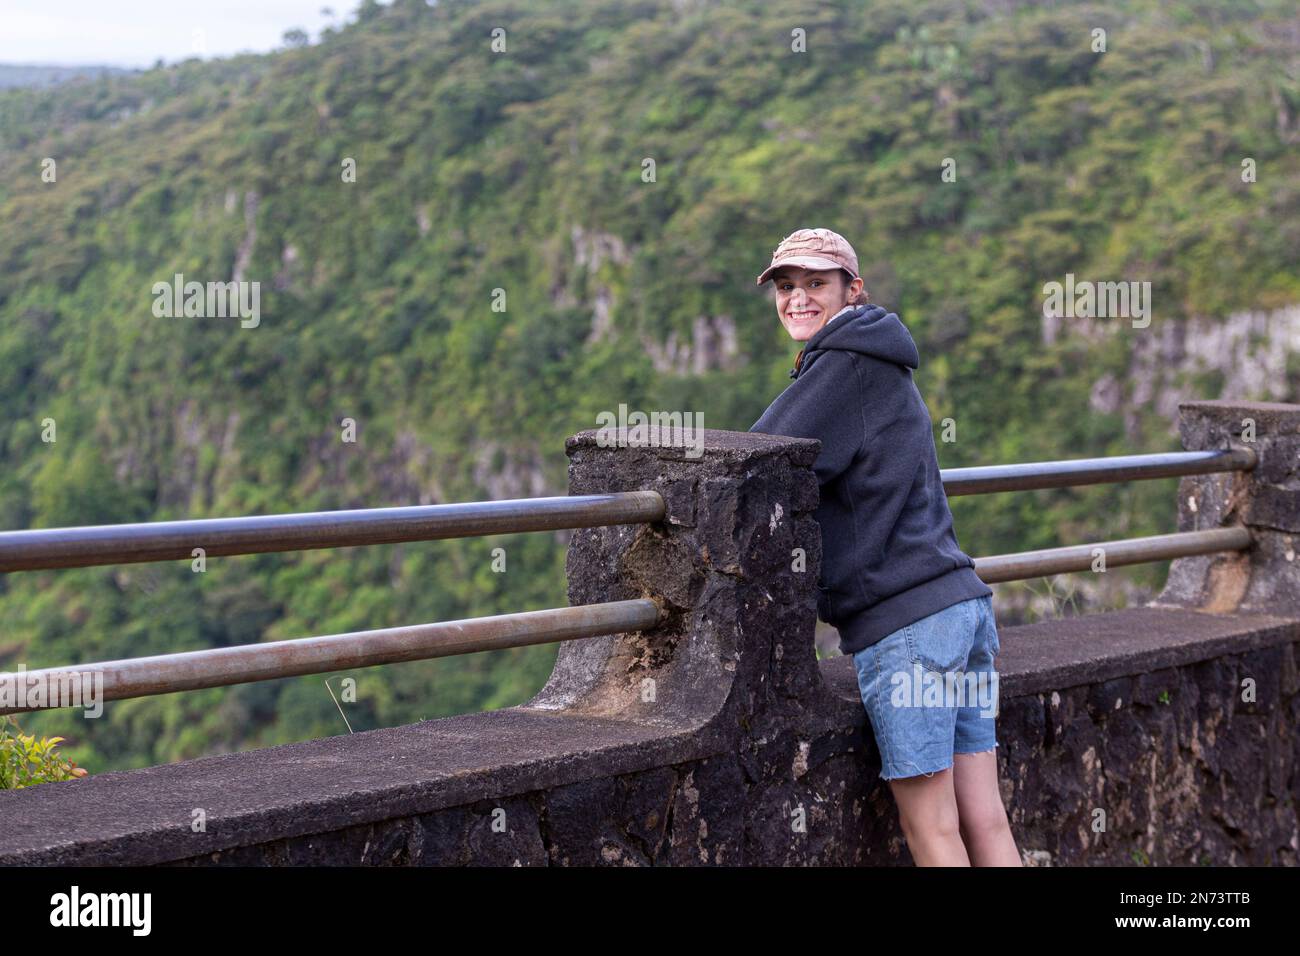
{"left": 749, "top": 226, "right": 1020, "bottom": 867}
{"left": 757, "top": 228, "right": 867, "bottom": 342}
{"left": 772, "top": 268, "right": 864, "bottom": 341}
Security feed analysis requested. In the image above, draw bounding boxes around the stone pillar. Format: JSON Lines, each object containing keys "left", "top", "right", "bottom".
{"left": 526, "top": 426, "right": 844, "bottom": 750}
{"left": 1155, "top": 400, "right": 1300, "bottom": 614}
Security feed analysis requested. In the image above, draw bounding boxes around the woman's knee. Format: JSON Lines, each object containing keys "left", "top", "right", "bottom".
{"left": 957, "top": 799, "right": 1009, "bottom": 842}
{"left": 889, "top": 772, "right": 961, "bottom": 837}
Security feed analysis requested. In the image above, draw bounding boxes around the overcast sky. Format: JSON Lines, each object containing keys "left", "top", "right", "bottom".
{"left": 0, "top": 0, "right": 381, "bottom": 68}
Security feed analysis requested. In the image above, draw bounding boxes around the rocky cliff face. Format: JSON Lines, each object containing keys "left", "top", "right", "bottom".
{"left": 1050, "top": 305, "right": 1300, "bottom": 440}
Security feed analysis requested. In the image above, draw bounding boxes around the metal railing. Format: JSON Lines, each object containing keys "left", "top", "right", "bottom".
{"left": 940, "top": 448, "right": 1256, "bottom": 496}
{"left": 0, "top": 492, "right": 665, "bottom": 572}
{"left": 0, "top": 492, "right": 668, "bottom": 715}
{"left": 0, "top": 445, "right": 1258, "bottom": 713}
{"left": 939, "top": 447, "right": 1257, "bottom": 584}
{"left": 0, "top": 600, "right": 661, "bottom": 716}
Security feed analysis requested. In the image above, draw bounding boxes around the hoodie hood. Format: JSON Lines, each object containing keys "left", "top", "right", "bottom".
{"left": 790, "top": 303, "right": 920, "bottom": 379}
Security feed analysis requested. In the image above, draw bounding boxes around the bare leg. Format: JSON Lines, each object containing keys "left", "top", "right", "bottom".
{"left": 888, "top": 767, "right": 970, "bottom": 866}
{"left": 952, "top": 750, "right": 1021, "bottom": 866}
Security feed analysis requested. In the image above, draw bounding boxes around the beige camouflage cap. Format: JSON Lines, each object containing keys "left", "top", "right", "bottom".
{"left": 756, "top": 227, "right": 860, "bottom": 286}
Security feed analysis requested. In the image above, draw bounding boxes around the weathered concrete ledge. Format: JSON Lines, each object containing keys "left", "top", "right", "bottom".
{"left": 1, "top": 405, "right": 1298, "bottom": 865}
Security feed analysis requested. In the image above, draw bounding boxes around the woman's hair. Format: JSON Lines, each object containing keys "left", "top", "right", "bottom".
{"left": 843, "top": 269, "right": 869, "bottom": 306}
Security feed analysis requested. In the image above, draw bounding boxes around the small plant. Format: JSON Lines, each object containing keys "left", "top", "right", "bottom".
{"left": 1023, "top": 574, "right": 1084, "bottom": 623}
{"left": 0, "top": 715, "right": 88, "bottom": 789}
{"left": 1158, "top": 690, "right": 1172, "bottom": 705}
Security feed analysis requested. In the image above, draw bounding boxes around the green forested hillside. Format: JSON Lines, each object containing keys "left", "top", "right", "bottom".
{"left": 1, "top": 0, "right": 1296, "bottom": 773}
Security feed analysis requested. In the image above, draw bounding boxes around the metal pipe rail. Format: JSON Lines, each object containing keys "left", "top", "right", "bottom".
{"left": 0, "top": 599, "right": 663, "bottom": 714}
{"left": 973, "top": 527, "right": 1252, "bottom": 584}
{"left": 942, "top": 447, "right": 1256, "bottom": 496}
{"left": 0, "top": 445, "right": 1261, "bottom": 712}
{"left": 0, "top": 491, "right": 667, "bottom": 573}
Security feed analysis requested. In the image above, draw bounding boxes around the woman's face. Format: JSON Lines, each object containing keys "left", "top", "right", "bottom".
{"left": 772, "top": 266, "right": 863, "bottom": 341}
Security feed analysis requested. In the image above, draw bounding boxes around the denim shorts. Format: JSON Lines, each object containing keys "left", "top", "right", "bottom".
{"left": 852, "top": 594, "right": 1001, "bottom": 781}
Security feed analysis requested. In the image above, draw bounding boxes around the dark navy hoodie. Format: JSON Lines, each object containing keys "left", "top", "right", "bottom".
{"left": 749, "top": 303, "right": 991, "bottom": 656}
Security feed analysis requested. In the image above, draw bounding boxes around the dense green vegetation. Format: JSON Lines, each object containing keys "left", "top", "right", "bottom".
{"left": 1, "top": 0, "right": 1296, "bottom": 773}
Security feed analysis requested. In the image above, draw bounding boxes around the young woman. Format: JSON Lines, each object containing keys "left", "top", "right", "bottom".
{"left": 749, "top": 227, "right": 1021, "bottom": 866}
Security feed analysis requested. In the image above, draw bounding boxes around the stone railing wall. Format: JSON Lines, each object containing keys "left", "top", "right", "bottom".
{"left": 0, "top": 400, "right": 1296, "bottom": 865}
